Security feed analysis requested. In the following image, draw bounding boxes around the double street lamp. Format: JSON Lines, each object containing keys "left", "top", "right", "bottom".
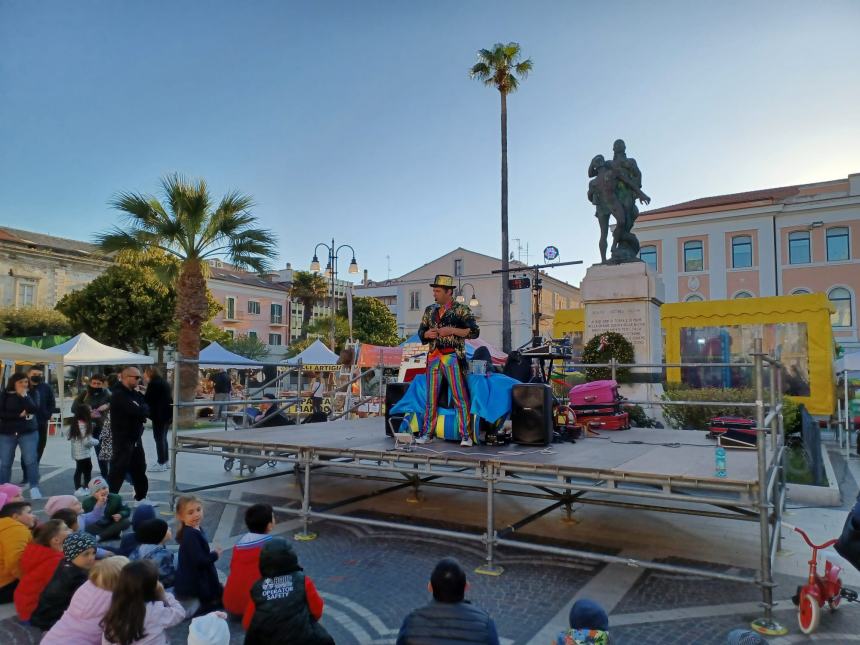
{"left": 310, "top": 238, "right": 359, "bottom": 351}
{"left": 455, "top": 282, "right": 480, "bottom": 308}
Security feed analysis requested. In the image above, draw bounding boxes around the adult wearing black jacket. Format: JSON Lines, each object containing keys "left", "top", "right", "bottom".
{"left": 20, "top": 366, "right": 57, "bottom": 484}
{"left": 108, "top": 367, "right": 152, "bottom": 503}
{"left": 397, "top": 558, "right": 500, "bottom": 645}
{"left": 0, "top": 373, "right": 41, "bottom": 498}
{"left": 144, "top": 367, "right": 173, "bottom": 471}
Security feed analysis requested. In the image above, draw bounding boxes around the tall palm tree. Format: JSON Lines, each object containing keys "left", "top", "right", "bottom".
{"left": 97, "top": 173, "right": 277, "bottom": 425}
{"left": 290, "top": 270, "right": 330, "bottom": 339}
{"left": 470, "top": 42, "right": 532, "bottom": 352}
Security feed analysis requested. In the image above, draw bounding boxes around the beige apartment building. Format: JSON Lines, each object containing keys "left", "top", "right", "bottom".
{"left": 355, "top": 247, "right": 581, "bottom": 349}
{"left": 0, "top": 227, "right": 110, "bottom": 309}
{"left": 635, "top": 172, "right": 860, "bottom": 350}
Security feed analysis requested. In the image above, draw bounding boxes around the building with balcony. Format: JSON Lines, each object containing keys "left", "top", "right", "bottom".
{"left": 635, "top": 171, "right": 860, "bottom": 350}
{"left": 355, "top": 248, "right": 581, "bottom": 349}
{"left": 0, "top": 227, "right": 111, "bottom": 309}
{"left": 206, "top": 261, "right": 291, "bottom": 358}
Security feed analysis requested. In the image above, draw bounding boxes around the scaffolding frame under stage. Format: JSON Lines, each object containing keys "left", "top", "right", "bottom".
{"left": 168, "top": 337, "right": 788, "bottom": 633}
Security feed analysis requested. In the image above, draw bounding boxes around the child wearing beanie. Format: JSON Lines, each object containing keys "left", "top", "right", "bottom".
{"left": 188, "top": 611, "right": 230, "bottom": 645}
{"left": 80, "top": 477, "right": 131, "bottom": 541}
{"left": 41, "top": 555, "right": 129, "bottom": 645}
{"left": 555, "top": 598, "right": 609, "bottom": 645}
{"left": 31, "top": 532, "right": 97, "bottom": 630}
{"left": 44, "top": 495, "right": 83, "bottom": 518}
{"left": 129, "top": 518, "right": 176, "bottom": 588}
{"left": 0, "top": 484, "right": 24, "bottom": 510}
{"left": 117, "top": 502, "right": 156, "bottom": 556}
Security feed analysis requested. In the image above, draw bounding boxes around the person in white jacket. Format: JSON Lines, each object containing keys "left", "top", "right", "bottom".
{"left": 101, "top": 559, "right": 186, "bottom": 645}
{"left": 41, "top": 555, "right": 128, "bottom": 645}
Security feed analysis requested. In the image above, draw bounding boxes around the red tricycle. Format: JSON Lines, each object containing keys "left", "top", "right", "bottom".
{"left": 791, "top": 525, "right": 858, "bottom": 634}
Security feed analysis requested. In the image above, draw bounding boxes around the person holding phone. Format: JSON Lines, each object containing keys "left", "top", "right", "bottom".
{"left": 0, "top": 373, "right": 42, "bottom": 499}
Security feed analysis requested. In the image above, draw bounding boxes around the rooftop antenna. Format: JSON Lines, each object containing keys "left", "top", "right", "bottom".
{"left": 386, "top": 255, "right": 391, "bottom": 280}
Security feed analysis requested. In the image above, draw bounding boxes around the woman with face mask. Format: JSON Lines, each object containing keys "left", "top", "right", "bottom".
{"left": 72, "top": 376, "right": 111, "bottom": 477}
{"left": 0, "top": 373, "right": 41, "bottom": 499}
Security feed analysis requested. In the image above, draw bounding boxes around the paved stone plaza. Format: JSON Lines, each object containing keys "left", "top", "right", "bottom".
{"left": 1, "top": 424, "right": 859, "bottom": 644}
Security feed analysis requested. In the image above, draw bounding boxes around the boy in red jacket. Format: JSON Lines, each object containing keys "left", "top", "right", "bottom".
{"left": 223, "top": 503, "right": 274, "bottom": 617}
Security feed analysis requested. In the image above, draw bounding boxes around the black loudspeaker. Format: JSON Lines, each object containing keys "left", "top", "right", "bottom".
{"left": 511, "top": 383, "right": 553, "bottom": 445}
{"left": 384, "top": 382, "right": 411, "bottom": 436}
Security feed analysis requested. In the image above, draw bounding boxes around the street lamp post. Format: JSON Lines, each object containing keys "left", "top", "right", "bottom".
{"left": 310, "top": 238, "right": 359, "bottom": 351}
{"left": 455, "top": 282, "right": 481, "bottom": 309}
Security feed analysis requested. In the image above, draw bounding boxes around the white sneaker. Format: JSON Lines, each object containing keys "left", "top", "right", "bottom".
{"left": 74, "top": 487, "right": 88, "bottom": 497}
{"left": 460, "top": 437, "right": 473, "bottom": 447}
{"left": 147, "top": 463, "right": 167, "bottom": 472}
{"left": 136, "top": 498, "right": 160, "bottom": 507}
{"left": 415, "top": 435, "right": 434, "bottom": 445}
{"left": 29, "top": 486, "right": 42, "bottom": 500}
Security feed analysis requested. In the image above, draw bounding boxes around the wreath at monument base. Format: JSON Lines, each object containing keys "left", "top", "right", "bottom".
{"left": 582, "top": 331, "right": 635, "bottom": 382}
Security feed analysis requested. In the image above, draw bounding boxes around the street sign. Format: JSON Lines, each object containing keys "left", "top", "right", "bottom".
{"left": 508, "top": 277, "right": 531, "bottom": 290}
{"left": 543, "top": 245, "right": 559, "bottom": 261}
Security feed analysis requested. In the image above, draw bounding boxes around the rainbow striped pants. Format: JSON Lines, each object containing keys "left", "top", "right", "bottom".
{"left": 421, "top": 352, "right": 471, "bottom": 439}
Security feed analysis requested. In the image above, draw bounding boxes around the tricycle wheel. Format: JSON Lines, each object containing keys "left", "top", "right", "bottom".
{"left": 223, "top": 458, "right": 234, "bottom": 472}
{"left": 799, "top": 592, "right": 821, "bottom": 634}
{"left": 248, "top": 465, "right": 257, "bottom": 474}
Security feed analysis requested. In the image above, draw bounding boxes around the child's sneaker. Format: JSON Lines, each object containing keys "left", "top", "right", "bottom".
{"left": 74, "top": 487, "right": 88, "bottom": 497}
{"left": 415, "top": 435, "right": 434, "bottom": 445}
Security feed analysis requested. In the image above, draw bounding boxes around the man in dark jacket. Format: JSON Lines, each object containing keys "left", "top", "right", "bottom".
{"left": 254, "top": 394, "right": 294, "bottom": 428}
{"left": 71, "top": 373, "right": 112, "bottom": 476}
{"left": 244, "top": 536, "right": 332, "bottom": 644}
{"left": 212, "top": 369, "right": 232, "bottom": 420}
{"left": 143, "top": 367, "right": 173, "bottom": 471}
{"left": 20, "top": 366, "right": 57, "bottom": 483}
{"left": 107, "top": 367, "right": 152, "bottom": 503}
{"left": 397, "top": 558, "right": 500, "bottom": 645}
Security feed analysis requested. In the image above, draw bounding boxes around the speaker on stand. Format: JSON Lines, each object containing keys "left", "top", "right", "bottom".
{"left": 511, "top": 383, "right": 553, "bottom": 446}
{"left": 384, "top": 382, "right": 411, "bottom": 436}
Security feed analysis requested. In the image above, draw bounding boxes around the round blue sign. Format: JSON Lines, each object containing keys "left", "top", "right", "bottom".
{"left": 543, "top": 245, "right": 559, "bottom": 261}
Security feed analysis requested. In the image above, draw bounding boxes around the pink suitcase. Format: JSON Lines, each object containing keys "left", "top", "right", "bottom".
{"left": 569, "top": 380, "right": 621, "bottom": 407}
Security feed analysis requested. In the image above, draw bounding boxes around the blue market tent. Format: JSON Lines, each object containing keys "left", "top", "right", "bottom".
{"left": 197, "top": 342, "right": 263, "bottom": 369}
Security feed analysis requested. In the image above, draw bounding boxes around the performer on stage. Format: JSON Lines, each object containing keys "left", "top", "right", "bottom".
{"left": 416, "top": 275, "right": 480, "bottom": 446}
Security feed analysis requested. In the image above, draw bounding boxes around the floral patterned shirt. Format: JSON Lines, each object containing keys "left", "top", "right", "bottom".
{"left": 417, "top": 300, "right": 480, "bottom": 360}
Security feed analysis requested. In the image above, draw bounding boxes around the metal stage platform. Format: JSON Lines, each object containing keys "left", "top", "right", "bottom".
{"left": 173, "top": 416, "right": 782, "bottom": 584}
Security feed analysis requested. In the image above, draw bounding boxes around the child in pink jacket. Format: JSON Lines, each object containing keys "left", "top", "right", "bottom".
{"left": 41, "top": 555, "right": 128, "bottom": 645}
{"left": 101, "top": 559, "right": 186, "bottom": 645}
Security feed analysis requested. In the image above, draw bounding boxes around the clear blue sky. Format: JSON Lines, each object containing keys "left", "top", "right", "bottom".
{"left": 1, "top": 1, "right": 858, "bottom": 287}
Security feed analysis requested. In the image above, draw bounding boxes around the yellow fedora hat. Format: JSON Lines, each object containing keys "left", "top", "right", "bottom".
{"left": 430, "top": 274, "right": 456, "bottom": 288}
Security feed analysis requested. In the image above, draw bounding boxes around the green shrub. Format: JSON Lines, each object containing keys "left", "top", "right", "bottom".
{"left": 782, "top": 396, "right": 802, "bottom": 435}
{"left": 0, "top": 307, "right": 71, "bottom": 337}
{"left": 661, "top": 385, "right": 756, "bottom": 430}
{"left": 582, "top": 332, "right": 634, "bottom": 382}
{"left": 624, "top": 404, "right": 660, "bottom": 428}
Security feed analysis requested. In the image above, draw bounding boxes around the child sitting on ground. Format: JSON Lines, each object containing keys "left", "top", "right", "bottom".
{"left": 174, "top": 494, "right": 223, "bottom": 616}
{"left": 81, "top": 476, "right": 131, "bottom": 541}
{"left": 15, "top": 519, "right": 70, "bottom": 621}
{"left": 67, "top": 404, "right": 99, "bottom": 497}
{"left": 0, "top": 500, "right": 36, "bottom": 603}
{"left": 102, "top": 559, "right": 186, "bottom": 645}
{"left": 31, "top": 532, "right": 98, "bottom": 630}
{"left": 129, "top": 518, "right": 175, "bottom": 588}
{"left": 40, "top": 555, "right": 129, "bottom": 645}
{"left": 223, "top": 503, "right": 274, "bottom": 617}
{"left": 117, "top": 503, "right": 156, "bottom": 556}
{"left": 555, "top": 598, "right": 610, "bottom": 645}
{"left": 243, "top": 536, "right": 331, "bottom": 643}
{"left": 0, "top": 483, "right": 25, "bottom": 508}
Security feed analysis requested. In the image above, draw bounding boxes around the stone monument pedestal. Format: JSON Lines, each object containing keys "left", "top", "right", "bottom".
{"left": 581, "top": 262, "right": 665, "bottom": 424}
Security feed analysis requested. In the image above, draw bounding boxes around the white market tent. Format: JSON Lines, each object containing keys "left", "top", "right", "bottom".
{"left": 194, "top": 341, "right": 262, "bottom": 370}
{"left": 0, "top": 338, "right": 64, "bottom": 366}
{"left": 284, "top": 339, "right": 339, "bottom": 370}
{"left": 48, "top": 333, "right": 154, "bottom": 366}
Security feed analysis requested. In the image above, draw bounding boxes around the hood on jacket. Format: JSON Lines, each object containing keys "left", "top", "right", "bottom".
{"left": 62, "top": 580, "right": 113, "bottom": 620}
{"left": 20, "top": 543, "right": 62, "bottom": 573}
{"left": 258, "top": 536, "right": 302, "bottom": 578}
